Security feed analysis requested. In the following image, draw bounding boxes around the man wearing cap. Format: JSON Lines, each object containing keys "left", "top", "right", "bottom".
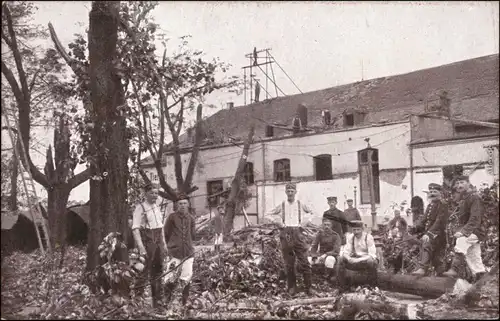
{"left": 344, "top": 199, "right": 361, "bottom": 221}
{"left": 323, "top": 196, "right": 349, "bottom": 244}
{"left": 410, "top": 183, "right": 449, "bottom": 276}
{"left": 387, "top": 209, "right": 408, "bottom": 238}
{"left": 337, "top": 220, "right": 378, "bottom": 287}
{"left": 162, "top": 193, "right": 196, "bottom": 307}
{"left": 131, "top": 184, "right": 167, "bottom": 308}
{"left": 265, "top": 182, "right": 315, "bottom": 296}
{"left": 443, "top": 176, "right": 486, "bottom": 281}
{"left": 308, "top": 218, "right": 342, "bottom": 282}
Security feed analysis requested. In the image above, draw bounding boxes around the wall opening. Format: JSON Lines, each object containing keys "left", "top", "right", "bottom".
{"left": 207, "top": 180, "right": 224, "bottom": 207}
{"left": 358, "top": 148, "right": 380, "bottom": 204}
{"left": 274, "top": 158, "right": 291, "bottom": 182}
{"left": 314, "top": 154, "right": 333, "bottom": 180}
{"left": 244, "top": 162, "right": 255, "bottom": 185}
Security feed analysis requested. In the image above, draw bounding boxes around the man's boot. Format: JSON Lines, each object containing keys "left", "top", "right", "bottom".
{"left": 287, "top": 270, "right": 298, "bottom": 296}
{"left": 181, "top": 281, "right": 191, "bottom": 306}
{"left": 443, "top": 254, "right": 462, "bottom": 278}
{"left": 151, "top": 279, "right": 163, "bottom": 309}
{"left": 413, "top": 245, "right": 431, "bottom": 276}
{"left": 303, "top": 272, "right": 316, "bottom": 296}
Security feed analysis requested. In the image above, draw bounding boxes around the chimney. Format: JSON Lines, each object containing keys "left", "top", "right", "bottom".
{"left": 296, "top": 104, "right": 308, "bottom": 127}
{"left": 439, "top": 91, "right": 450, "bottom": 117}
{"left": 227, "top": 102, "right": 234, "bottom": 109}
{"left": 292, "top": 116, "right": 302, "bottom": 134}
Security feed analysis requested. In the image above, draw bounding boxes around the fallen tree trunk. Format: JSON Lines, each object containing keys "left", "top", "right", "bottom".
{"left": 343, "top": 270, "right": 457, "bottom": 299}
{"left": 273, "top": 296, "right": 337, "bottom": 307}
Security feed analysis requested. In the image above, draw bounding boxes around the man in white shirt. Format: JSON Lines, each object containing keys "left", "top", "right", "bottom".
{"left": 336, "top": 220, "right": 378, "bottom": 288}
{"left": 131, "top": 183, "right": 167, "bottom": 309}
{"left": 265, "top": 182, "right": 315, "bottom": 296}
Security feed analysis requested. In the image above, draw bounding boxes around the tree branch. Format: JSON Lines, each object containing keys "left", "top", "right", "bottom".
{"left": 163, "top": 97, "right": 184, "bottom": 190}
{"left": 68, "top": 167, "right": 91, "bottom": 189}
{"left": 28, "top": 69, "right": 41, "bottom": 93}
{"left": 47, "top": 22, "right": 83, "bottom": 78}
{"left": 4, "top": 4, "right": 30, "bottom": 101}
{"left": 183, "top": 104, "right": 202, "bottom": 192}
{"left": 1, "top": 60, "right": 23, "bottom": 103}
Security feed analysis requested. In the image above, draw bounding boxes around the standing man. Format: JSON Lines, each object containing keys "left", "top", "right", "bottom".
{"left": 337, "top": 220, "right": 378, "bottom": 288}
{"left": 213, "top": 204, "right": 225, "bottom": 252}
{"left": 265, "top": 182, "right": 315, "bottom": 296}
{"left": 443, "top": 176, "right": 486, "bottom": 281}
{"left": 410, "top": 183, "right": 449, "bottom": 276}
{"left": 323, "top": 196, "right": 349, "bottom": 244}
{"left": 163, "top": 193, "right": 196, "bottom": 306}
{"left": 131, "top": 184, "right": 167, "bottom": 308}
{"left": 344, "top": 199, "right": 361, "bottom": 221}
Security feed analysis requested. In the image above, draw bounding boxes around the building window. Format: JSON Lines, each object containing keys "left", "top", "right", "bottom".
{"left": 274, "top": 158, "right": 291, "bottom": 182}
{"left": 244, "top": 162, "right": 255, "bottom": 185}
{"left": 344, "top": 113, "right": 355, "bottom": 127}
{"left": 207, "top": 180, "right": 224, "bottom": 207}
{"left": 442, "top": 165, "right": 464, "bottom": 189}
{"left": 358, "top": 148, "right": 380, "bottom": 204}
{"left": 314, "top": 154, "right": 333, "bottom": 180}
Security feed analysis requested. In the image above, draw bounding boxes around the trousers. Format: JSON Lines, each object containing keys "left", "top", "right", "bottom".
{"left": 454, "top": 234, "right": 486, "bottom": 275}
{"left": 308, "top": 255, "right": 337, "bottom": 269}
{"left": 420, "top": 236, "right": 446, "bottom": 274}
{"left": 140, "top": 228, "right": 166, "bottom": 303}
{"left": 279, "top": 227, "right": 312, "bottom": 289}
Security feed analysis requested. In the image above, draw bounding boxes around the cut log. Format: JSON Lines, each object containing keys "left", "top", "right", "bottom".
{"left": 337, "top": 293, "right": 410, "bottom": 319}
{"left": 273, "top": 296, "right": 337, "bottom": 308}
{"left": 343, "top": 269, "right": 457, "bottom": 299}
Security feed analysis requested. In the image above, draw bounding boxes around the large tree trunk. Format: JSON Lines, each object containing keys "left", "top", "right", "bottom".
{"left": 46, "top": 186, "right": 71, "bottom": 248}
{"left": 86, "top": 0, "right": 129, "bottom": 271}
{"left": 9, "top": 153, "right": 18, "bottom": 211}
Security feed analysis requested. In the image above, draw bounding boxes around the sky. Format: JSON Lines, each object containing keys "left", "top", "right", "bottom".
{"left": 8, "top": 1, "right": 500, "bottom": 202}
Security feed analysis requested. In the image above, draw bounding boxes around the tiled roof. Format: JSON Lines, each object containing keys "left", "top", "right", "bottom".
{"left": 185, "top": 54, "right": 499, "bottom": 145}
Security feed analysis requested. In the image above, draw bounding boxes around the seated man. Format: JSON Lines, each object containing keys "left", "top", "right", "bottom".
{"left": 387, "top": 209, "right": 408, "bottom": 238}
{"left": 336, "top": 220, "right": 378, "bottom": 288}
{"left": 308, "top": 219, "right": 342, "bottom": 281}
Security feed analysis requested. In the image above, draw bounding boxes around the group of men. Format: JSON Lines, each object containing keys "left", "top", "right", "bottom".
{"left": 264, "top": 174, "right": 488, "bottom": 295}
{"left": 130, "top": 173, "right": 487, "bottom": 308}
{"left": 265, "top": 182, "right": 378, "bottom": 295}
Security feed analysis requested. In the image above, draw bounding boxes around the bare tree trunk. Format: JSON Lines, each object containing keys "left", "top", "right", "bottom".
{"left": 46, "top": 186, "right": 71, "bottom": 248}
{"left": 223, "top": 126, "right": 255, "bottom": 239}
{"left": 86, "top": 0, "right": 129, "bottom": 271}
{"left": 9, "top": 152, "right": 19, "bottom": 211}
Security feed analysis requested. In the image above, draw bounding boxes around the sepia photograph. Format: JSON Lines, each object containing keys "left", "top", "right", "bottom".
{"left": 1, "top": 1, "right": 499, "bottom": 319}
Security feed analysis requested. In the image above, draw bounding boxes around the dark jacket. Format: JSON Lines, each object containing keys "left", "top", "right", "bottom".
{"left": 310, "top": 229, "right": 342, "bottom": 257}
{"left": 163, "top": 211, "right": 195, "bottom": 259}
{"left": 457, "top": 193, "right": 484, "bottom": 240}
{"left": 414, "top": 200, "right": 448, "bottom": 242}
{"left": 344, "top": 207, "right": 361, "bottom": 221}
{"left": 323, "top": 208, "right": 348, "bottom": 243}
{"left": 388, "top": 216, "right": 408, "bottom": 233}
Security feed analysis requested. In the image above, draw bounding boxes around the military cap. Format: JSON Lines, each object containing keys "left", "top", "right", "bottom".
{"left": 346, "top": 199, "right": 353, "bottom": 202}
{"left": 428, "top": 183, "right": 442, "bottom": 191}
{"left": 453, "top": 175, "right": 469, "bottom": 182}
{"left": 327, "top": 196, "right": 337, "bottom": 202}
{"left": 285, "top": 182, "right": 297, "bottom": 190}
{"left": 176, "top": 192, "right": 189, "bottom": 201}
{"left": 349, "top": 220, "right": 364, "bottom": 228}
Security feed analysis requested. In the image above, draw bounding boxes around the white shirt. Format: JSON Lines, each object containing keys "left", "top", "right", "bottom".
{"left": 132, "top": 200, "right": 164, "bottom": 230}
{"left": 343, "top": 232, "right": 377, "bottom": 260}
{"left": 265, "top": 199, "right": 313, "bottom": 227}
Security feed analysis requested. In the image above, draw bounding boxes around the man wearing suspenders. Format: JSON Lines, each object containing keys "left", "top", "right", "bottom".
{"left": 265, "top": 182, "right": 315, "bottom": 296}
{"left": 131, "top": 184, "right": 167, "bottom": 309}
{"left": 336, "top": 220, "right": 378, "bottom": 289}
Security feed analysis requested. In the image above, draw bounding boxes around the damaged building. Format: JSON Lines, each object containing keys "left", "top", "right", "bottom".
{"left": 140, "top": 54, "right": 499, "bottom": 229}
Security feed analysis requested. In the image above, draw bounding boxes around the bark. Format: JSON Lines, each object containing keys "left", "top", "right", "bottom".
{"left": 46, "top": 186, "right": 71, "bottom": 248}
{"left": 342, "top": 269, "right": 457, "bottom": 299}
{"left": 86, "top": 0, "right": 129, "bottom": 271}
{"left": 223, "top": 125, "right": 255, "bottom": 239}
{"left": 9, "top": 152, "right": 19, "bottom": 211}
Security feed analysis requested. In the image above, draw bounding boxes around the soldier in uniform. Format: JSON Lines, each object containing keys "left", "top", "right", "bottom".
{"left": 344, "top": 199, "right": 361, "bottom": 233}
{"left": 443, "top": 176, "right": 486, "bottom": 281}
{"left": 411, "top": 183, "right": 449, "bottom": 276}
{"left": 265, "top": 182, "right": 315, "bottom": 296}
{"left": 323, "top": 196, "right": 349, "bottom": 244}
{"left": 308, "top": 218, "right": 342, "bottom": 282}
